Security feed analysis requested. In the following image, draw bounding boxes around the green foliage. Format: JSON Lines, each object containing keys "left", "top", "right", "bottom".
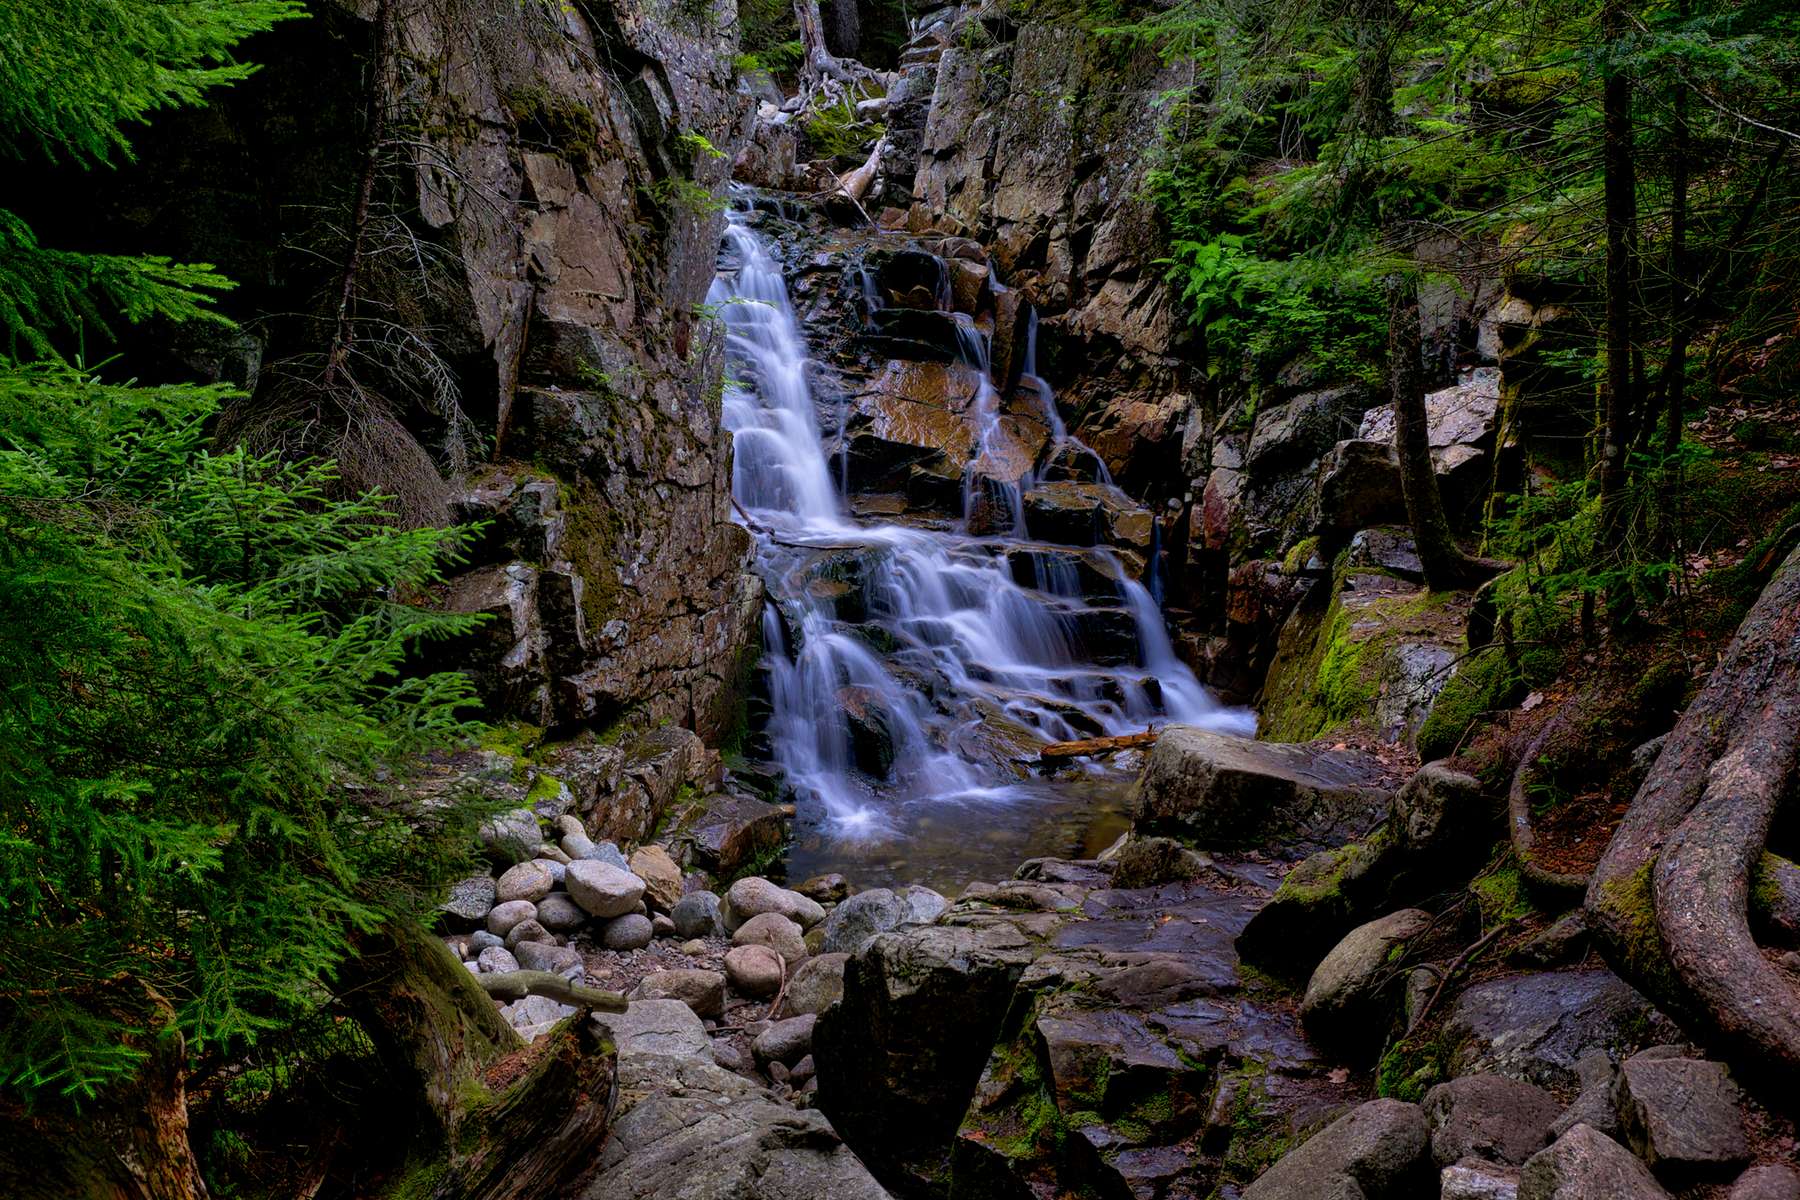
{"left": 0, "top": 361, "right": 492, "bottom": 1103}
{"left": 802, "top": 96, "right": 884, "bottom": 162}
{"left": 735, "top": 0, "right": 802, "bottom": 78}
{"left": 0, "top": 0, "right": 304, "bottom": 166}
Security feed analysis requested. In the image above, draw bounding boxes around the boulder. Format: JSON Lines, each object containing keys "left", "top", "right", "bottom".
{"left": 592, "top": 998, "right": 710, "bottom": 1061}
{"left": 441, "top": 875, "right": 498, "bottom": 922}
{"left": 724, "top": 876, "right": 826, "bottom": 930}
{"left": 1242, "top": 1098, "right": 1430, "bottom": 1200}
{"left": 1347, "top": 527, "right": 1424, "bottom": 582}
{"left": 1131, "top": 725, "right": 1391, "bottom": 849}
{"left": 1110, "top": 836, "right": 1211, "bottom": 889}
{"left": 485, "top": 899, "right": 539, "bottom": 937}
{"left": 1445, "top": 970, "right": 1682, "bottom": 1091}
{"left": 819, "top": 887, "right": 909, "bottom": 954}
{"left": 1441, "top": 1161, "right": 1522, "bottom": 1199}
{"left": 476, "top": 945, "right": 520, "bottom": 974}
{"left": 724, "top": 944, "right": 785, "bottom": 998}
{"left": 814, "top": 923, "right": 1038, "bottom": 1192}
{"left": 1731, "top": 1165, "right": 1800, "bottom": 1200}
{"left": 1391, "top": 762, "right": 1491, "bottom": 858}
{"left": 565, "top": 860, "right": 647, "bottom": 918}
{"left": 1301, "top": 909, "right": 1433, "bottom": 1053}
{"left": 627, "top": 845, "right": 684, "bottom": 911}
{"left": 1614, "top": 1054, "right": 1749, "bottom": 1176}
{"left": 535, "top": 892, "right": 587, "bottom": 932}
{"left": 1549, "top": 1051, "right": 1623, "bottom": 1141}
{"left": 504, "top": 918, "right": 553, "bottom": 949}
{"left": 1312, "top": 439, "right": 1405, "bottom": 535}
{"left": 513, "top": 940, "right": 583, "bottom": 977}
{"left": 632, "top": 969, "right": 726, "bottom": 1019}
{"left": 495, "top": 860, "right": 556, "bottom": 904}
{"left": 1424, "top": 1074, "right": 1561, "bottom": 1168}
{"left": 732, "top": 912, "right": 807, "bottom": 964}
{"left": 895, "top": 884, "right": 947, "bottom": 926}
{"left": 1518, "top": 1124, "right": 1671, "bottom": 1200}
{"left": 602, "top": 913, "right": 655, "bottom": 951}
{"left": 753, "top": 1014, "right": 816, "bottom": 1066}
{"left": 786, "top": 952, "right": 848, "bottom": 1016}
{"left": 687, "top": 793, "right": 785, "bottom": 876}
{"left": 1247, "top": 387, "right": 1367, "bottom": 473}
{"left": 479, "top": 807, "right": 542, "bottom": 865}
{"left": 671, "top": 890, "right": 725, "bottom": 939}
{"left": 795, "top": 873, "right": 850, "bottom": 902}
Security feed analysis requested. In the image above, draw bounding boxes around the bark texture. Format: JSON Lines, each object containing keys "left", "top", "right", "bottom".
{"left": 1587, "top": 543, "right": 1800, "bottom": 1080}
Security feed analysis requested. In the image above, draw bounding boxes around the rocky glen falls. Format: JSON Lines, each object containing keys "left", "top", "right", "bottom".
{"left": 4, "top": 1, "right": 1800, "bottom": 1199}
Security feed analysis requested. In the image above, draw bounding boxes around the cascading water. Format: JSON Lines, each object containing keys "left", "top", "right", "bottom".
{"left": 712, "top": 209, "right": 1251, "bottom": 882}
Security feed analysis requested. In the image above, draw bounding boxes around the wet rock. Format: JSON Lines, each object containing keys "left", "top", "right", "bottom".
{"left": 732, "top": 912, "right": 807, "bottom": 964}
{"left": 815, "top": 922, "right": 1038, "bottom": 1192}
{"left": 686, "top": 792, "right": 785, "bottom": 877}
{"left": 1518, "top": 1123, "right": 1671, "bottom": 1199}
{"left": 1131, "top": 724, "right": 1391, "bottom": 849}
{"left": 476, "top": 945, "right": 520, "bottom": 974}
{"left": 1110, "top": 836, "right": 1212, "bottom": 888}
{"left": 795, "top": 872, "right": 850, "bottom": 902}
{"left": 479, "top": 807, "right": 542, "bottom": 865}
{"left": 1301, "top": 909, "right": 1433, "bottom": 1054}
{"left": 442, "top": 875, "right": 498, "bottom": 922}
{"left": 1242, "top": 1098, "right": 1430, "bottom": 1200}
{"left": 632, "top": 968, "right": 726, "bottom": 1019}
{"left": 753, "top": 1013, "right": 816, "bottom": 1065}
{"left": 839, "top": 684, "right": 900, "bottom": 778}
{"left": 787, "top": 953, "right": 848, "bottom": 1016}
{"left": 565, "top": 860, "right": 646, "bottom": 919}
{"left": 514, "top": 940, "right": 583, "bottom": 977}
{"left": 671, "top": 890, "right": 725, "bottom": 939}
{"left": 592, "top": 998, "right": 709, "bottom": 1061}
{"left": 895, "top": 884, "right": 948, "bottom": 926}
{"left": 627, "top": 845, "right": 683, "bottom": 911}
{"left": 495, "top": 859, "right": 555, "bottom": 904}
{"left": 486, "top": 899, "right": 539, "bottom": 937}
{"left": 724, "top": 944, "right": 785, "bottom": 998}
{"left": 1446, "top": 970, "right": 1682, "bottom": 1091}
{"left": 1615, "top": 1054, "right": 1749, "bottom": 1176}
{"left": 1424, "top": 1075, "right": 1561, "bottom": 1169}
{"left": 1731, "top": 1165, "right": 1800, "bottom": 1200}
{"left": 602, "top": 913, "right": 655, "bottom": 951}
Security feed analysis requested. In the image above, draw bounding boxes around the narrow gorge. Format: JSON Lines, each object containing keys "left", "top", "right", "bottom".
{"left": 3, "top": 2, "right": 1799, "bottom": 1199}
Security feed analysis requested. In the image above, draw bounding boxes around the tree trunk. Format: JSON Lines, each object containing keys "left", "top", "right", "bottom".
{"left": 1587, "top": 543, "right": 1800, "bottom": 1083}
{"left": 334, "top": 923, "right": 620, "bottom": 1200}
{"left": 1598, "top": 0, "right": 1638, "bottom": 619}
{"left": 1390, "top": 276, "right": 1501, "bottom": 591}
{"left": 0, "top": 985, "right": 209, "bottom": 1200}
{"left": 793, "top": 0, "right": 841, "bottom": 90}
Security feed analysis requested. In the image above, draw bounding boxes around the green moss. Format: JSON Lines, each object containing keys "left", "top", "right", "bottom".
{"left": 507, "top": 85, "right": 602, "bottom": 161}
{"left": 1282, "top": 535, "right": 1319, "bottom": 574}
{"left": 1375, "top": 1032, "right": 1450, "bottom": 1102}
{"left": 1591, "top": 863, "right": 1682, "bottom": 1001}
{"left": 1415, "top": 646, "right": 1521, "bottom": 761}
{"left": 524, "top": 769, "right": 565, "bottom": 807}
{"left": 1751, "top": 853, "right": 1796, "bottom": 919}
{"left": 1471, "top": 862, "right": 1536, "bottom": 926}
{"left": 477, "top": 720, "right": 544, "bottom": 761}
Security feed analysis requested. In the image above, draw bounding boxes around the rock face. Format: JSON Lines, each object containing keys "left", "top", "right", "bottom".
{"left": 1131, "top": 725, "right": 1392, "bottom": 849}
{"left": 1240, "top": 1099, "right": 1431, "bottom": 1200}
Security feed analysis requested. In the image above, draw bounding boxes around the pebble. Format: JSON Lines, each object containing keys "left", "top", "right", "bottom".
{"left": 651, "top": 913, "right": 677, "bottom": 938}
{"left": 681, "top": 939, "right": 710, "bottom": 956}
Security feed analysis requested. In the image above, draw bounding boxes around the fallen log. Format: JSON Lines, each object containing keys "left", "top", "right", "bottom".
{"left": 1040, "top": 728, "right": 1159, "bottom": 760}
{"left": 477, "top": 970, "right": 628, "bottom": 1012}
{"left": 1587, "top": 542, "right": 1800, "bottom": 1083}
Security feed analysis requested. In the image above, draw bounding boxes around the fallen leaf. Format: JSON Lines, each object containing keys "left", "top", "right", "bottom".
{"left": 1520, "top": 692, "right": 1544, "bottom": 711}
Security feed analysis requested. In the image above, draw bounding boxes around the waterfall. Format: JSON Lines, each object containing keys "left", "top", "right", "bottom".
{"left": 712, "top": 211, "right": 1251, "bottom": 845}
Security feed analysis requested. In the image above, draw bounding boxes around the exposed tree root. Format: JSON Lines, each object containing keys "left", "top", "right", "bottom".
{"left": 1587, "top": 543, "right": 1800, "bottom": 1082}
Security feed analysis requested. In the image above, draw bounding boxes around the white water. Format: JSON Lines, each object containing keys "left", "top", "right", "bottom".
{"left": 712, "top": 213, "right": 1252, "bottom": 841}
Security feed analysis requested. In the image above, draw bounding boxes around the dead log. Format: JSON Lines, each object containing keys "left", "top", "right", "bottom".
{"left": 337, "top": 923, "right": 618, "bottom": 1199}
{"left": 476, "top": 970, "right": 628, "bottom": 1011}
{"left": 1587, "top": 543, "right": 1800, "bottom": 1080}
{"left": 1040, "top": 728, "right": 1159, "bottom": 760}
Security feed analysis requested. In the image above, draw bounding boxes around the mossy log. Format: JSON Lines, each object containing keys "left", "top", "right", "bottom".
{"left": 336, "top": 923, "right": 618, "bottom": 1199}
{"left": 1587, "top": 543, "right": 1800, "bottom": 1082}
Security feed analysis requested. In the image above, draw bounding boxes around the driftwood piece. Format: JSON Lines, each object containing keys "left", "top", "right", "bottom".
{"left": 1587, "top": 543, "right": 1800, "bottom": 1081}
{"left": 1040, "top": 728, "right": 1159, "bottom": 760}
{"left": 476, "top": 970, "right": 629, "bottom": 1012}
